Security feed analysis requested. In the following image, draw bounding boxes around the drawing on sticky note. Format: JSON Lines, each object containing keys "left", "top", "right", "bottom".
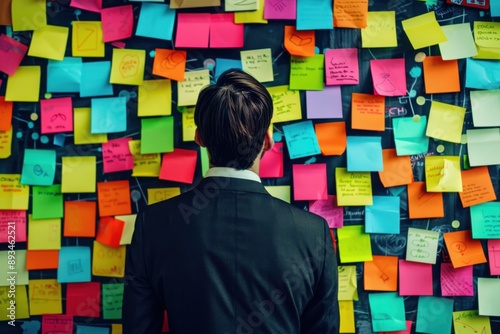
{"left": 160, "top": 51, "right": 185, "bottom": 70}
{"left": 269, "top": 0, "right": 288, "bottom": 12}
{"left": 375, "top": 73, "right": 397, "bottom": 93}
{"left": 450, "top": 241, "right": 467, "bottom": 257}
{"left": 76, "top": 26, "right": 97, "bottom": 51}
{"left": 289, "top": 34, "right": 312, "bottom": 46}
{"left": 119, "top": 54, "right": 140, "bottom": 78}
{"left": 67, "top": 259, "right": 83, "bottom": 275}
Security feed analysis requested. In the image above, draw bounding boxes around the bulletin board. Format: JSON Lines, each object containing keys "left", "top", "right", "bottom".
{"left": 0, "top": 0, "right": 500, "bottom": 333}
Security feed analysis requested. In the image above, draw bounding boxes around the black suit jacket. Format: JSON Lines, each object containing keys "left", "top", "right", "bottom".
{"left": 123, "top": 177, "right": 339, "bottom": 334}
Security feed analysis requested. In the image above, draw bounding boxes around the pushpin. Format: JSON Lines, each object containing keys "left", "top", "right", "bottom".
{"left": 451, "top": 220, "right": 460, "bottom": 228}
{"left": 416, "top": 96, "right": 426, "bottom": 105}
{"left": 413, "top": 114, "right": 421, "bottom": 122}
{"left": 44, "top": 93, "right": 52, "bottom": 99}
{"left": 436, "top": 144, "right": 445, "bottom": 153}
{"left": 414, "top": 52, "right": 426, "bottom": 62}
{"left": 30, "top": 113, "right": 38, "bottom": 121}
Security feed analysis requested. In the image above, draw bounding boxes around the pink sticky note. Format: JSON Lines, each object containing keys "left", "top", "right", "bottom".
{"left": 0, "top": 34, "right": 28, "bottom": 76}
{"left": 175, "top": 13, "right": 211, "bottom": 48}
{"left": 66, "top": 282, "right": 101, "bottom": 317}
{"left": 160, "top": 148, "right": 198, "bottom": 184}
{"left": 325, "top": 48, "right": 359, "bottom": 85}
{"left": 371, "top": 58, "right": 407, "bottom": 97}
{"left": 488, "top": 239, "right": 500, "bottom": 275}
{"left": 440, "top": 262, "right": 473, "bottom": 296}
{"left": 40, "top": 97, "right": 73, "bottom": 134}
{"left": 380, "top": 320, "right": 413, "bottom": 334}
{"left": 102, "top": 138, "right": 134, "bottom": 173}
{"left": 70, "top": 0, "right": 102, "bottom": 12}
{"left": 309, "top": 195, "right": 343, "bottom": 228}
{"left": 259, "top": 142, "right": 284, "bottom": 178}
{"left": 210, "top": 13, "right": 244, "bottom": 48}
{"left": 399, "top": 260, "right": 433, "bottom": 296}
{"left": 0, "top": 210, "right": 27, "bottom": 243}
{"left": 292, "top": 163, "right": 328, "bottom": 201}
{"left": 264, "top": 0, "right": 296, "bottom": 20}
{"left": 306, "top": 86, "right": 343, "bottom": 119}
{"left": 42, "top": 314, "right": 73, "bottom": 334}
{"left": 101, "top": 5, "right": 134, "bottom": 42}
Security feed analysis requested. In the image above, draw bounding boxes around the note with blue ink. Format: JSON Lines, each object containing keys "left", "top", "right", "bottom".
{"left": 365, "top": 196, "right": 400, "bottom": 234}
{"left": 465, "top": 58, "right": 500, "bottom": 90}
{"left": 368, "top": 292, "right": 407, "bottom": 332}
{"left": 417, "top": 296, "right": 454, "bottom": 333}
{"left": 91, "top": 97, "right": 127, "bottom": 134}
{"left": 47, "top": 57, "right": 82, "bottom": 93}
{"left": 215, "top": 58, "right": 242, "bottom": 80}
{"left": 136, "top": 3, "right": 176, "bottom": 40}
{"left": 470, "top": 202, "right": 500, "bottom": 239}
{"left": 21, "top": 149, "right": 56, "bottom": 186}
{"left": 57, "top": 247, "right": 91, "bottom": 283}
{"left": 392, "top": 116, "right": 428, "bottom": 155}
{"left": 283, "top": 120, "right": 321, "bottom": 159}
{"left": 80, "top": 61, "right": 113, "bottom": 98}
{"left": 346, "top": 136, "right": 383, "bottom": 172}
{"left": 296, "top": 0, "right": 333, "bottom": 30}
{"left": 32, "top": 185, "right": 63, "bottom": 220}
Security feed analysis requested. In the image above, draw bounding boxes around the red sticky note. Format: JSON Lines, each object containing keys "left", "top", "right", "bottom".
{"left": 325, "top": 48, "right": 359, "bottom": 85}
{"left": 96, "top": 217, "right": 125, "bottom": 248}
{"left": 370, "top": 58, "right": 407, "bottom": 97}
{"left": 26, "top": 250, "right": 59, "bottom": 270}
{"left": 42, "top": 314, "right": 73, "bottom": 334}
{"left": 259, "top": 142, "right": 284, "bottom": 178}
{"left": 309, "top": 195, "right": 343, "bottom": 228}
{"left": 175, "top": 13, "right": 211, "bottom": 48}
{"left": 66, "top": 282, "right": 101, "bottom": 317}
{"left": 210, "top": 13, "right": 244, "bottom": 48}
{"left": 0, "top": 34, "right": 28, "bottom": 76}
{"left": 0, "top": 96, "right": 13, "bottom": 131}
{"left": 159, "top": 148, "right": 198, "bottom": 184}
{"left": 292, "top": 163, "right": 328, "bottom": 201}
{"left": 64, "top": 201, "right": 96, "bottom": 237}
{"left": 70, "top": 0, "right": 102, "bottom": 13}
{"left": 40, "top": 97, "right": 73, "bottom": 134}
{"left": 101, "top": 5, "right": 134, "bottom": 42}
{"left": 102, "top": 138, "right": 134, "bottom": 173}
{"left": 399, "top": 260, "right": 433, "bottom": 296}
{"left": 0, "top": 210, "right": 26, "bottom": 242}
{"left": 97, "top": 180, "right": 132, "bottom": 217}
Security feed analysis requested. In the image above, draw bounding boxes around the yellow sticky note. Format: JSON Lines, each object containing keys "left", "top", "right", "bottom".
{"left": 92, "top": 241, "right": 126, "bottom": 277}
{"left": 335, "top": 168, "right": 373, "bottom": 206}
{"left": 181, "top": 107, "right": 196, "bottom": 142}
{"left": 361, "top": 11, "right": 397, "bottom": 48}
{"left": 240, "top": 48, "right": 274, "bottom": 83}
{"left": 112, "top": 324, "right": 123, "bottom": 334}
{"left": 0, "top": 250, "right": 28, "bottom": 286}
{"left": 28, "top": 24, "right": 69, "bottom": 61}
{"left": 474, "top": 21, "right": 500, "bottom": 60}
{"left": 72, "top": 21, "right": 105, "bottom": 57}
{"left": 339, "top": 300, "right": 356, "bottom": 333}
{"left": 453, "top": 310, "right": 491, "bottom": 334}
{"left": 27, "top": 215, "right": 61, "bottom": 250}
{"left": 426, "top": 101, "right": 465, "bottom": 143}
{"left": 29, "top": 279, "right": 62, "bottom": 315}
{"left": 5, "top": 66, "right": 41, "bottom": 102}
{"left": 138, "top": 79, "right": 172, "bottom": 117}
{"left": 338, "top": 266, "right": 358, "bottom": 301}
{"left": 235, "top": 0, "right": 267, "bottom": 24}
{"left": 61, "top": 156, "right": 97, "bottom": 193}
{"left": 177, "top": 69, "right": 210, "bottom": 106}
{"left": 0, "top": 285, "right": 29, "bottom": 321}
{"left": 0, "top": 127, "right": 13, "bottom": 159}
{"left": 265, "top": 185, "right": 291, "bottom": 203}
{"left": 0, "top": 174, "right": 29, "bottom": 210}
{"left": 12, "top": 0, "right": 47, "bottom": 31}
{"left": 110, "top": 48, "right": 146, "bottom": 85}
{"left": 425, "top": 156, "right": 462, "bottom": 192}
{"left": 129, "top": 140, "right": 161, "bottom": 177}
{"left": 401, "top": 11, "right": 447, "bottom": 49}
{"left": 74, "top": 107, "right": 108, "bottom": 145}
{"left": 267, "top": 86, "right": 302, "bottom": 123}
{"left": 115, "top": 214, "right": 137, "bottom": 245}
{"left": 337, "top": 225, "right": 373, "bottom": 263}
{"left": 148, "top": 187, "right": 181, "bottom": 205}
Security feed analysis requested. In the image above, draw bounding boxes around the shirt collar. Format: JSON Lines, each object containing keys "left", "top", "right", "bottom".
{"left": 204, "top": 167, "right": 261, "bottom": 183}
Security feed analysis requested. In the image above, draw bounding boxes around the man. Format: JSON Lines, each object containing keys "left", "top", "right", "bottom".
{"left": 123, "top": 69, "right": 339, "bottom": 333}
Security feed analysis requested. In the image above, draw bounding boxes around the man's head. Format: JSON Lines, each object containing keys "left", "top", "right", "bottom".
{"left": 194, "top": 69, "right": 274, "bottom": 170}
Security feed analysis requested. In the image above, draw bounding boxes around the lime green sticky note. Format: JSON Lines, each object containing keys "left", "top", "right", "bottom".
{"left": 426, "top": 100, "right": 465, "bottom": 143}
{"left": 289, "top": 54, "right": 325, "bottom": 91}
{"left": 27, "top": 215, "right": 61, "bottom": 250}
{"left": 32, "top": 184, "right": 64, "bottom": 219}
{"left": 102, "top": 283, "right": 124, "bottom": 319}
{"left": 61, "top": 156, "right": 97, "bottom": 193}
{"left": 141, "top": 117, "right": 174, "bottom": 154}
{"left": 0, "top": 250, "right": 29, "bottom": 286}
{"left": 401, "top": 11, "right": 447, "bottom": 49}
{"left": 267, "top": 85, "right": 302, "bottom": 124}
{"left": 337, "top": 225, "right": 373, "bottom": 263}
{"left": 28, "top": 25, "right": 69, "bottom": 61}
{"left": 453, "top": 310, "right": 491, "bottom": 334}
{"left": 5, "top": 66, "right": 41, "bottom": 102}
{"left": 264, "top": 185, "right": 291, "bottom": 203}
{"left": 425, "top": 156, "right": 462, "bottom": 192}
{"left": 200, "top": 146, "right": 210, "bottom": 176}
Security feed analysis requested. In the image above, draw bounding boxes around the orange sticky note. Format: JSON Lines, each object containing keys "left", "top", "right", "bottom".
{"left": 378, "top": 148, "right": 413, "bottom": 188}
{"left": 0, "top": 97, "right": 13, "bottom": 131}
{"left": 334, "top": 0, "right": 368, "bottom": 28}
{"left": 26, "top": 250, "right": 59, "bottom": 270}
{"left": 444, "top": 230, "right": 487, "bottom": 268}
{"left": 459, "top": 167, "right": 497, "bottom": 208}
{"left": 153, "top": 49, "right": 186, "bottom": 82}
{"left": 96, "top": 217, "right": 125, "bottom": 248}
{"left": 97, "top": 180, "right": 132, "bottom": 217}
{"left": 314, "top": 122, "right": 346, "bottom": 156}
{"left": 423, "top": 56, "right": 460, "bottom": 94}
{"left": 351, "top": 93, "right": 385, "bottom": 131}
{"left": 407, "top": 181, "right": 444, "bottom": 219}
{"left": 64, "top": 201, "right": 96, "bottom": 237}
{"left": 0, "top": 0, "right": 12, "bottom": 26}
{"left": 284, "top": 26, "right": 315, "bottom": 57}
{"left": 364, "top": 255, "right": 398, "bottom": 291}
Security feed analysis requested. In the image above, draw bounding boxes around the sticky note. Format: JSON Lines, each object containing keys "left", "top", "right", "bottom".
{"left": 314, "top": 122, "right": 346, "bottom": 156}
{"left": 159, "top": 149, "right": 198, "bottom": 184}
{"left": 424, "top": 156, "right": 462, "bottom": 192}
{"left": 72, "top": 21, "right": 105, "bottom": 57}
{"left": 26, "top": 250, "right": 59, "bottom": 271}
{"left": 29, "top": 279, "right": 62, "bottom": 315}
{"left": 289, "top": 55, "right": 324, "bottom": 90}
{"left": 346, "top": 136, "right": 383, "bottom": 172}
{"left": 0, "top": 249, "right": 28, "bottom": 286}
{"left": 284, "top": 26, "right": 315, "bottom": 57}
{"left": 91, "top": 97, "right": 127, "bottom": 134}
{"left": 392, "top": 116, "right": 428, "bottom": 155}
{"left": 339, "top": 300, "right": 355, "bottom": 333}
{"left": 361, "top": 11, "right": 397, "bottom": 48}
{"left": 101, "top": 5, "right": 133, "bottom": 43}
{"left": 92, "top": 241, "right": 126, "bottom": 278}
{"left": 371, "top": 58, "right": 406, "bottom": 96}
{"left": 309, "top": 195, "right": 343, "bottom": 228}
{"left": 0, "top": 97, "right": 13, "bottom": 131}
{"left": 177, "top": 69, "right": 210, "bottom": 106}
{"left": 103, "top": 283, "right": 124, "bottom": 319}
{"left": 334, "top": 0, "right": 368, "bottom": 28}
{"left": 66, "top": 282, "right": 100, "bottom": 317}
{"left": 401, "top": 11, "right": 447, "bottom": 49}
{"left": 136, "top": 3, "right": 176, "bottom": 40}
{"left": 325, "top": 48, "right": 359, "bottom": 85}
{"left": 441, "top": 262, "right": 473, "bottom": 297}
{"left": 423, "top": 56, "right": 460, "bottom": 94}
{"left": 337, "top": 225, "right": 373, "bottom": 263}
{"left": 12, "top": 0, "right": 47, "bottom": 31}
{"left": 147, "top": 188, "right": 181, "bottom": 205}
{"left": 351, "top": 93, "right": 385, "bottom": 131}
{"left": 181, "top": 107, "right": 196, "bottom": 142}
{"left": 47, "top": 57, "right": 82, "bottom": 93}
{"left": 80, "top": 61, "right": 114, "bottom": 98}
{"left": 417, "top": 296, "right": 454, "bottom": 333}
{"left": 0, "top": 34, "right": 28, "bottom": 75}
{"left": 478, "top": 278, "right": 500, "bottom": 316}
{"left": 439, "top": 23, "right": 478, "bottom": 60}
{"left": 0, "top": 210, "right": 27, "bottom": 243}
{"left": 21, "top": 149, "right": 56, "bottom": 186}
{"left": 306, "top": 86, "right": 343, "bottom": 119}
{"left": 296, "top": 0, "right": 333, "bottom": 30}
{"left": 471, "top": 202, "right": 500, "bottom": 239}
{"left": 399, "top": 260, "right": 433, "bottom": 295}
{"left": 42, "top": 315, "right": 73, "bottom": 334}
{"left": 174, "top": 13, "right": 210, "bottom": 48}
{"left": 452, "top": 310, "right": 491, "bottom": 334}
{"left": 210, "top": 13, "right": 244, "bottom": 48}
{"left": 61, "top": 156, "right": 96, "bottom": 193}
{"left": 470, "top": 89, "right": 500, "bottom": 127}
{"left": 129, "top": 140, "right": 161, "bottom": 177}
{"left": 241, "top": 48, "right": 274, "bottom": 83}
{"left": 70, "top": 0, "right": 101, "bottom": 12}
{"left": 259, "top": 142, "right": 284, "bottom": 178}
{"left": 0, "top": 285, "right": 29, "bottom": 320}
{"left": 335, "top": 168, "right": 372, "bottom": 206}
{"left": 225, "top": 0, "right": 258, "bottom": 11}
{"left": 76, "top": 325, "right": 109, "bottom": 334}
{"left": 426, "top": 101, "right": 465, "bottom": 143}
{"left": 110, "top": 48, "right": 145, "bottom": 85}
{"left": 74, "top": 108, "right": 107, "bottom": 145}
{"left": 96, "top": 217, "right": 125, "bottom": 248}
{"left": 0, "top": 174, "right": 29, "bottom": 210}
{"left": 407, "top": 181, "right": 444, "bottom": 219}
{"left": 28, "top": 24, "right": 69, "bottom": 61}
{"left": 215, "top": 58, "right": 242, "bottom": 80}
{"left": 459, "top": 167, "right": 496, "bottom": 207}
{"left": 466, "top": 128, "right": 500, "bottom": 167}
{"left": 102, "top": 138, "right": 134, "bottom": 174}
{"left": 153, "top": 49, "right": 186, "bottom": 82}
{"left": 115, "top": 214, "right": 137, "bottom": 245}
{"left": 64, "top": 201, "right": 96, "bottom": 237}
{"left": 97, "top": 180, "right": 132, "bottom": 217}
{"left": 0, "top": 128, "right": 12, "bottom": 159}
{"left": 138, "top": 80, "right": 172, "bottom": 117}
{"left": 169, "top": 0, "right": 220, "bottom": 8}
{"left": 292, "top": 164, "right": 328, "bottom": 201}
{"left": 0, "top": 0, "right": 10, "bottom": 26}
{"left": 406, "top": 227, "right": 439, "bottom": 264}
{"left": 444, "top": 230, "right": 487, "bottom": 268}
{"left": 378, "top": 149, "right": 413, "bottom": 188}
{"left": 5, "top": 65, "right": 41, "bottom": 102}
{"left": 141, "top": 116, "right": 174, "bottom": 154}
{"left": 365, "top": 196, "right": 400, "bottom": 234}
{"left": 265, "top": 185, "right": 291, "bottom": 203}
{"left": 40, "top": 97, "right": 73, "bottom": 134}
{"left": 283, "top": 120, "right": 321, "bottom": 159}
{"left": 28, "top": 215, "right": 61, "bottom": 251}
{"left": 487, "top": 239, "right": 500, "bottom": 275}
{"left": 32, "top": 185, "right": 63, "bottom": 219}
{"left": 368, "top": 292, "right": 406, "bottom": 332}
{"left": 474, "top": 21, "right": 500, "bottom": 60}
{"left": 338, "top": 266, "right": 358, "bottom": 301}
{"left": 264, "top": 0, "right": 296, "bottom": 20}
{"left": 379, "top": 320, "right": 412, "bottom": 334}
{"left": 267, "top": 86, "right": 302, "bottom": 123}
{"left": 364, "top": 255, "right": 398, "bottom": 291}
{"left": 57, "top": 247, "right": 91, "bottom": 283}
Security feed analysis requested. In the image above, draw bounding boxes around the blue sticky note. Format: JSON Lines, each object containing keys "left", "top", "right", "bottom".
{"left": 215, "top": 58, "right": 242, "bottom": 80}
{"left": 283, "top": 120, "right": 321, "bottom": 159}
{"left": 76, "top": 325, "right": 109, "bottom": 334}
{"left": 491, "top": 1, "right": 500, "bottom": 17}
{"left": 58, "top": 246, "right": 91, "bottom": 283}
{"left": 53, "top": 133, "right": 66, "bottom": 147}
{"left": 47, "top": 57, "right": 82, "bottom": 93}
{"left": 91, "top": 97, "right": 127, "bottom": 134}
{"left": 465, "top": 58, "right": 500, "bottom": 90}
{"left": 417, "top": 296, "right": 454, "bottom": 334}
{"left": 296, "top": 0, "right": 333, "bottom": 30}
{"left": 470, "top": 202, "right": 500, "bottom": 239}
{"left": 136, "top": 3, "right": 176, "bottom": 40}
{"left": 80, "top": 61, "right": 113, "bottom": 97}
{"left": 392, "top": 116, "right": 429, "bottom": 156}
{"left": 346, "top": 136, "right": 383, "bottom": 172}
{"left": 21, "top": 149, "right": 56, "bottom": 186}
{"left": 365, "top": 196, "right": 400, "bottom": 234}
{"left": 368, "top": 292, "right": 407, "bottom": 332}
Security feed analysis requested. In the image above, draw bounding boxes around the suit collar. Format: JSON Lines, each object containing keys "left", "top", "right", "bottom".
{"left": 196, "top": 176, "right": 269, "bottom": 195}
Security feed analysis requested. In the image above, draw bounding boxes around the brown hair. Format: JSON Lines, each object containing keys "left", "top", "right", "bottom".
{"left": 194, "top": 69, "right": 273, "bottom": 170}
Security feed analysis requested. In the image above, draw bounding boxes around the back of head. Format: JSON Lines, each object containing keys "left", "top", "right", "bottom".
{"left": 194, "top": 69, "right": 273, "bottom": 170}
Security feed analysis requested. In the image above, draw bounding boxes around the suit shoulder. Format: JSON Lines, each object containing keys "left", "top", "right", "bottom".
{"left": 268, "top": 195, "right": 327, "bottom": 226}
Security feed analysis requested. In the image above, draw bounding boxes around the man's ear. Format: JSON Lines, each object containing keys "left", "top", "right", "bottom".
{"left": 263, "top": 130, "right": 274, "bottom": 152}
{"left": 194, "top": 129, "right": 206, "bottom": 147}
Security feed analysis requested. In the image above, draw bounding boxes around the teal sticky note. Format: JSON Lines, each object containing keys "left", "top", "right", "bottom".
{"left": 102, "top": 283, "right": 124, "bottom": 319}
{"left": 76, "top": 325, "right": 109, "bottom": 334}
{"left": 368, "top": 292, "right": 407, "bottom": 332}
{"left": 465, "top": 58, "right": 500, "bottom": 90}
{"left": 57, "top": 246, "right": 91, "bottom": 283}
{"left": 80, "top": 61, "right": 113, "bottom": 97}
{"left": 417, "top": 296, "right": 454, "bottom": 334}
{"left": 471, "top": 202, "right": 500, "bottom": 239}
{"left": 346, "top": 136, "right": 383, "bottom": 172}
{"left": 365, "top": 196, "right": 400, "bottom": 234}
{"left": 21, "top": 149, "right": 56, "bottom": 186}
{"left": 136, "top": 3, "right": 176, "bottom": 40}
{"left": 296, "top": 0, "right": 333, "bottom": 30}
{"left": 215, "top": 58, "right": 242, "bottom": 80}
{"left": 392, "top": 116, "right": 429, "bottom": 156}
{"left": 283, "top": 120, "right": 321, "bottom": 159}
{"left": 91, "top": 97, "right": 127, "bottom": 134}
{"left": 32, "top": 185, "right": 63, "bottom": 219}
{"left": 47, "top": 57, "right": 82, "bottom": 93}
{"left": 141, "top": 116, "right": 174, "bottom": 154}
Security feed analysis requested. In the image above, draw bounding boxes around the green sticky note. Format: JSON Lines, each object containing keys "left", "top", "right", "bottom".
{"left": 21, "top": 149, "right": 56, "bottom": 186}
{"left": 289, "top": 54, "right": 325, "bottom": 91}
{"left": 32, "top": 184, "right": 63, "bottom": 219}
{"left": 200, "top": 146, "right": 210, "bottom": 176}
{"left": 368, "top": 292, "right": 407, "bottom": 332}
{"left": 140, "top": 116, "right": 174, "bottom": 154}
{"left": 337, "top": 225, "right": 373, "bottom": 263}
{"left": 417, "top": 296, "right": 454, "bottom": 333}
{"left": 102, "top": 283, "right": 124, "bottom": 320}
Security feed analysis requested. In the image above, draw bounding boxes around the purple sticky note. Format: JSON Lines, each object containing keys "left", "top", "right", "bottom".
{"left": 264, "top": 0, "right": 296, "bottom": 20}
{"left": 325, "top": 48, "right": 359, "bottom": 85}
{"left": 306, "top": 86, "right": 343, "bottom": 119}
